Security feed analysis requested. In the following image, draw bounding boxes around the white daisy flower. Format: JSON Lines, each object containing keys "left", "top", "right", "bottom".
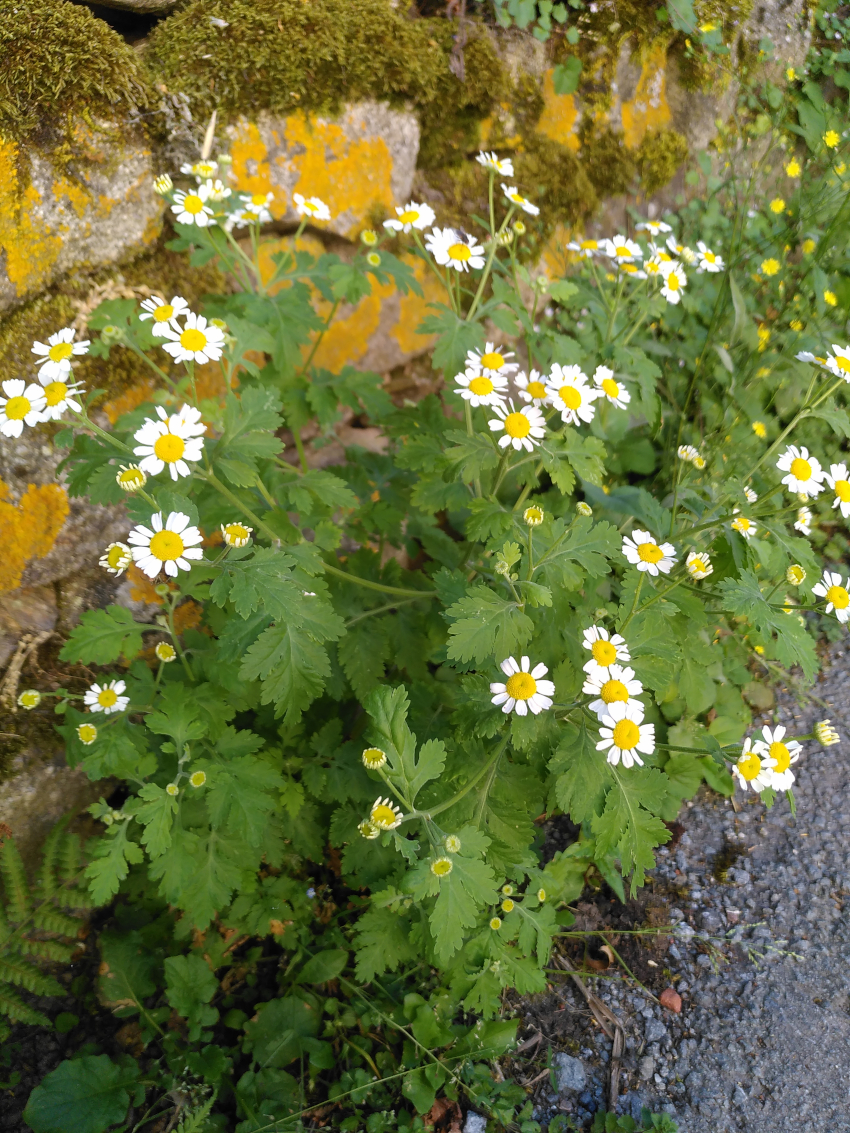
{"left": 636, "top": 219, "right": 672, "bottom": 235}
{"left": 161, "top": 313, "right": 225, "bottom": 365}
{"left": 794, "top": 506, "right": 813, "bottom": 535}
{"left": 603, "top": 235, "right": 642, "bottom": 263}
{"left": 596, "top": 702, "right": 655, "bottom": 768}
{"left": 0, "top": 379, "right": 47, "bottom": 437}
{"left": 487, "top": 399, "right": 546, "bottom": 452}
{"left": 696, "top": 242, "right": 725, "bottom": 272}
{"left": 180, "top": 159, "right": 218, "bottom": 181}
{"left": 128, "top": 511, "right": 204, "bottom": 579}
{"left": 825, "top": 344, "right": 850, "bottom": 380}
{"left": 826, "top": 462, "right": 850, "bottom": 517}
{"left": 224, "top": 209, "right": 248, "bottom": 233}
{"left": 477, "top": 151, "right": 514, "bottom": 177}
{"left": 666, "top": 237, "right": 697, "bottom": 264}
{"left": 490, "top": 656, "right": 555, "bottom": 716}
{"left": 566, "top": 237, "right": 600, "bottom": 258}
{"left": 501, "top": 184, "right": 540, "bottom": 216}
{"left": 466, "top": 342, "right": 519, "bottom": 379}
{"left": 383, "top": 201, "right": 436, "bottom": 233}
{"left": 31, "top": 327, "right": 90, "bottom": 379}
{"left": 643, "top": 254, "right": 669, "bottom": 280}
{"left": 221, "top": 522, "right": 253, "bottom": 547}
{"left": 619, "top": 262, "right": 648, "bottom": 280}
{"left": 813, "top": 569, "right": 850, "bottom": 622}
{"left": 593, "top": 365, "right": 630, "bottom": 409}
{"left": 171, "top": 184, "right": 215, "bottom": 227}
{"left": 99, "top": 542, "right": 132, "bottom": 576}
{"left": 133, "top": 405, "right": 206, "bottom": 481}
{"left": 686, "top": 551, "right": 713, "bottom": 579}
{"left": 84, "top": 679, "right": 129, "bottom": 716}
{"left": 744, "top": 486, "right": 758, "bottom": 503}
{"left": 425, "top": 228, "right": 486, "bottom": 272}
{"left": 582, "top": 664, "right": 644, "bottom": 720}
{"left": 731, "top": 513, "right": 757, "bottom": 540}
{"left": 36, "top": 370, "right": 84, "bottom": 420}
{"left": 753, "top": 725, "right": 801, "bottom": 791}
{"left": 453, "top": 367, "right": 508, "bottom": 407}
{"left": 546, "top": 363, "right": 600, "bottom": 425}
{"left": 582, "top": 625, "right": 630, "bottom": 676}
{"left": 370, "top": 796, "right": 403, "bottom": 830}
{"left": 678, "top": 444, "right": 699, "bottom": 463}
{"left": 139, "top": 295, "right": 191, "bottom": 338}
{"left": 731, "top": 739, "right": 776, "bottom": 793}
{"left": 660, "top": 263, "right": 687, "bottom": 304}
{"left": 293, "top": 193, "right": 331, "bottom": 221}
{"left": 203, "top": 178, "right": 232, "bottom": 202}
{"left": 621, "top": 530, "right": 677, "bottom": 576}
{"left": 776, "top": 445, "right": 825, "bottom": 497}
{"left": 240, "top": 190, "right": 274, "bottom": 222}
{"left": 514, "top": 369, "right": 549, "bottom": 405}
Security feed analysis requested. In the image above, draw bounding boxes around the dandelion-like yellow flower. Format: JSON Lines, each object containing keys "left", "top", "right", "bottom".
{"left": 824, "top": 130, "right": 840, "bottom": 149}
{"left": 825, "top": 290, "right": 838, "bottom": 307}
{"left": 752, "top": 421, "right": 767, "bottom": 438}
{"left": 769, "top": 198, "right": 785, "bottom": 214}
{"left": 802, "top": 238, "right": 816, "bottom": 255}
{"left": 760, "top": 259, "right": 780, "bottom": 277}
{"left": 785, "top": 158, "right": 801, "bottom": 177}
{"left": 757, "top": 325, "right": 771, "bottom": 351}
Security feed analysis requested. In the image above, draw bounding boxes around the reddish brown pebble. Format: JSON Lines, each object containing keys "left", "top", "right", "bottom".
{"left": 659, "top": 987, "right": 682, "bottom": 1013}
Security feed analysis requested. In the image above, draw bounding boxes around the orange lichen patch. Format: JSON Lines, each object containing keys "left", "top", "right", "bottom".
{"left": 313, "top": 276, "right": 396, "bottom": 370}
{"left": 392, "top": 262, "right": 443, "bottom": 356}
{"left": 538, "top": 222, "right": 573, "bottom": 281}
{"left": 194, "top": 360, "right": 232, "bottom": 404}
{"left": 621, "top": 42, "right": 671, "bottom": 149}
{"left": 0, "top": 479, "right": 69, "bottom": 593}
{"left": 102, "top": 377, "right": 157, "bottom": 424}
{"left": 127, "top": 564, "right": 168, "bottom": 605}
{"left": 537, "top": 71, "right": 580, "bottom": 152}
{"left": 172, "top": 599, "right": 203, "bottom": 634}
{"left": 52, "top": 176, "right": 92, "bottom": 221}
{"left": 0, "top": 140, "right": 65, "bottom": 298}
{"left": 229, "top": 120, "right": 283, "bottom": 216}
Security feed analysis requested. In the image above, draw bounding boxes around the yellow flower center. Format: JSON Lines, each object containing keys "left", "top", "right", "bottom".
{"left": 559, "top": 385, "right": 582, "bottom": 410}
{"left": 737, "top": 753, "right": 762, "bottom": 781}
{"left": 398, "top": 209, "right": 419, "bottom": 223}
{"left": 667, "top": 274, "right": 680, "bottom": 291}
{"left": 734, "top": 518, "right": 751, "bottom": 532}
{"left": 637, "top": 542, "right": 664, "bottom": 563}
{"left": 835, "top": 356, "right": 850, "bottom": 373}
{"left": 769, "top": 742, "right": 791, "bottom": 773}
{"left": 225, "top": 523, "right": 250, "bottom": 543}
{"left": 580, "top": 240, "right": 598, "bottom": 250}
{"left": 43, "top": 381, "right": 68, "bottom": 406}
{"left": 251, "top": 193, "right": 267, "bottom": 206}
{"left": 78, "top": 724, "right": 97, "bottom": 743}
{"left": 826, "top": 584, "right": 850, "bottom": 609}
{"left": 790, "top": 457, "right": 812, "bottom": 480}
{"left": 304, "top": 201, "right": 319, "bottom": 213}
{"left": 48, "top": 342, "right": 74, "bottom": 362}
{"left": 431, "top": 858, "right": 453, "bottom": 877}
{"left": 705, "top": 252, "right": 716, "bottom": 263}
{"left": 601, "top": 378, "right": 620, "bottom": 398}
{"left": 371, "top": 804, "right": 397, "bottom": 828}
{"left": 834, "top": 479, "right": 850, "bottom": 501}
{"left": 612, "top": 720, "right": 640, "bottom": 750}
{"left": 468, "top": 376, "right": 494, "bottom": 396}
{"left": 600, "top": 679, "right": 628, "bottom": 704}
{"left": 480, "top": 351, "right": 505, "bottom": 370}
{"left": 154, "top": 433, "right": 186, "bottom": 462}
{"left": 153, "top": 303, "right": 174, "bottom": 322}
{"left": 5, "top": 395, "right": 31, "bottom": 420}
{"left": 180, "top": 327, "right": 207, "bottom": 352}
{"left": 183, "top": 194, "right": 204, "bottom": 214}
{"left": 591, "top": 640, "right": 617, "bottom": 666}
{"left": 615, "top": 245, "right": 630, "bottom": 257}
{"left": 689, "top": 557, "right": 708, "bottom": 574}
{"left": 503, "top": 411, "right": 531, "bottom": 439}
{"left": 753, "top": 422, "right": 766, "bottom": 437}
{"left": 505, "top": 672, "right": 537, "bottom": 700}
{"left": 107, "top": 545, "right": 127, "bottom": 569}
{"left": 526, "top": 380, "right": 547, "bottom": 399}
{"left": 362, "top": 747, "right": 385, "bottom": 768}
{"left": 98, "top": 689, "right": 118, "bottom": 708}
{"left": 149, "top": 530, "right": 185, "bottom": 561}
{"left": 448, "top": 243, "right": 472, "bottom": 262}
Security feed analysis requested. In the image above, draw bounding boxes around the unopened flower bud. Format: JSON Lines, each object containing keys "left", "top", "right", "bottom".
{"left": 576, "top": 501, "right": 592, "bottom": 517}
{"left": 786, "top": 564, "right": 806, "bottom": 585}
{"left": 153, "top": 173, "right": 173, "bottom": 195}
{"left": 360, "top": 229, "right": 378, "bottom": 246}
{"left": 524, "top": 505, "right": 544, "bottom": 527}
{"left": 17, "top": 690, "right": 41, "bottom": 710}
{"left": 814, "top": 719, "right": 840, "bottom": 746}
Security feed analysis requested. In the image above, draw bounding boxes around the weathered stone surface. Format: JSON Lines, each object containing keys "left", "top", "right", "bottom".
{"left": 93, "top": 0, "right": 177, "bottom": 10}
{"left": 0, "top": 125, "right": 162, "bottom": 313}
{"left": 227, "top": 102, "right": 420, "bottom": 239}
{"left": 0, "top": 585, "right": 57, "bottom": 671}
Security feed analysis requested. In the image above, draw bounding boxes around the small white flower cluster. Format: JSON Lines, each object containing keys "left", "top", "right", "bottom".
{"left": 731, "top": 725, "right": 803, "bottom": 793}
{"left": 0, "top": 327, "right": 89, "bottom": 438}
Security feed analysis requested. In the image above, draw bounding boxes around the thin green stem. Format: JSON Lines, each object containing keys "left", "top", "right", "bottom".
{"left": 618, "top": 573, "right": 644, "bottom": 633}
{"left": 322, "top": 561, "right": 435, "bottom": 600}
{"left": 344, "top": 596, "right": 424, "bottom": 627}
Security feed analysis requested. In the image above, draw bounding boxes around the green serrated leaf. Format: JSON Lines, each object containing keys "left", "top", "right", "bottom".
{"left": 59, "top": 607, "right": 145, "bottom": 665}
{"left": 445, "top": 584, "right": 533, "bottom": 664}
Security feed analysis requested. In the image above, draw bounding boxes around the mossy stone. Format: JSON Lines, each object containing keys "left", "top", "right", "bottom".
{"left": 636, "top": 127, "right": 689, "bottom": 196}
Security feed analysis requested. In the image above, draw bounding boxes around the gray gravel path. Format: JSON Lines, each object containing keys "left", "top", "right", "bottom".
{"left": 524, "top": 643, "right": 850, "bottom": 1132}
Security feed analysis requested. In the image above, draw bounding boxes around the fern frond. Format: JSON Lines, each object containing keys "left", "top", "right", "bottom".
{"left": 62, "top": 887, "right": 95, "bottom": 911}
{"left": 0, "top": 955, "right": 63, "bottom": 996}
{"left": 0, "top": 839, "right": 31, "bottom": 923}
{"left": 15, "top": 937, "right": 76, "bottom": 964}
{"left": 32, "top": 907, "right": 84, "bottom": 938}
{"left": 0, "top": 985, "right": 51, "bottom": 1027}
{"left": 58, "top": 834, "right": 82, "bottom": 885}
{"left": 37, "top": 816, "right": 71, "bottom": 901}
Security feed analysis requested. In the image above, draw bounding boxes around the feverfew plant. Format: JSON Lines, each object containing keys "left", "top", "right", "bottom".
{"left": 10, "top": 123, "right": 850, "bottom": 1017}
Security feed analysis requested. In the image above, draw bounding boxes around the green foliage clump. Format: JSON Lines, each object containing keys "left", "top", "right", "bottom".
{"left": 635, "top": 127, "right": 690, "bottom": 196}
{"left": 0, "top": 820, "right": 92, "bottom": 1039}
{"left": 0, "top": 0, "right": 150, "bottom": 143}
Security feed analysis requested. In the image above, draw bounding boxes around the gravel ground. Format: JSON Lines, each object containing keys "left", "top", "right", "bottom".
{"left": 515, "top": 642, "right": 850, "bottom": 1132}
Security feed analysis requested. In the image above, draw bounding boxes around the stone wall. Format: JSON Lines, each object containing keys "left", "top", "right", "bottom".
{"left": 0, "top": 0, "right": 811, "bottom": 855}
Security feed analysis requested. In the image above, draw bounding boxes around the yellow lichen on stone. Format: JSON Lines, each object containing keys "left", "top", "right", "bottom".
{"left": 536, "top": 71, "right": 580, "bottom": 153}
{"left": 392, "top": 264, "right": 443, "bottom": 358}
{"left": 0, "top": 480, "right": 69, "bottom": 593}
{"left": 620, "top": 42, "right": 671, "bottom": 150}
{"left": 0, "top": 140, "right": 65, "bottom": 298}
